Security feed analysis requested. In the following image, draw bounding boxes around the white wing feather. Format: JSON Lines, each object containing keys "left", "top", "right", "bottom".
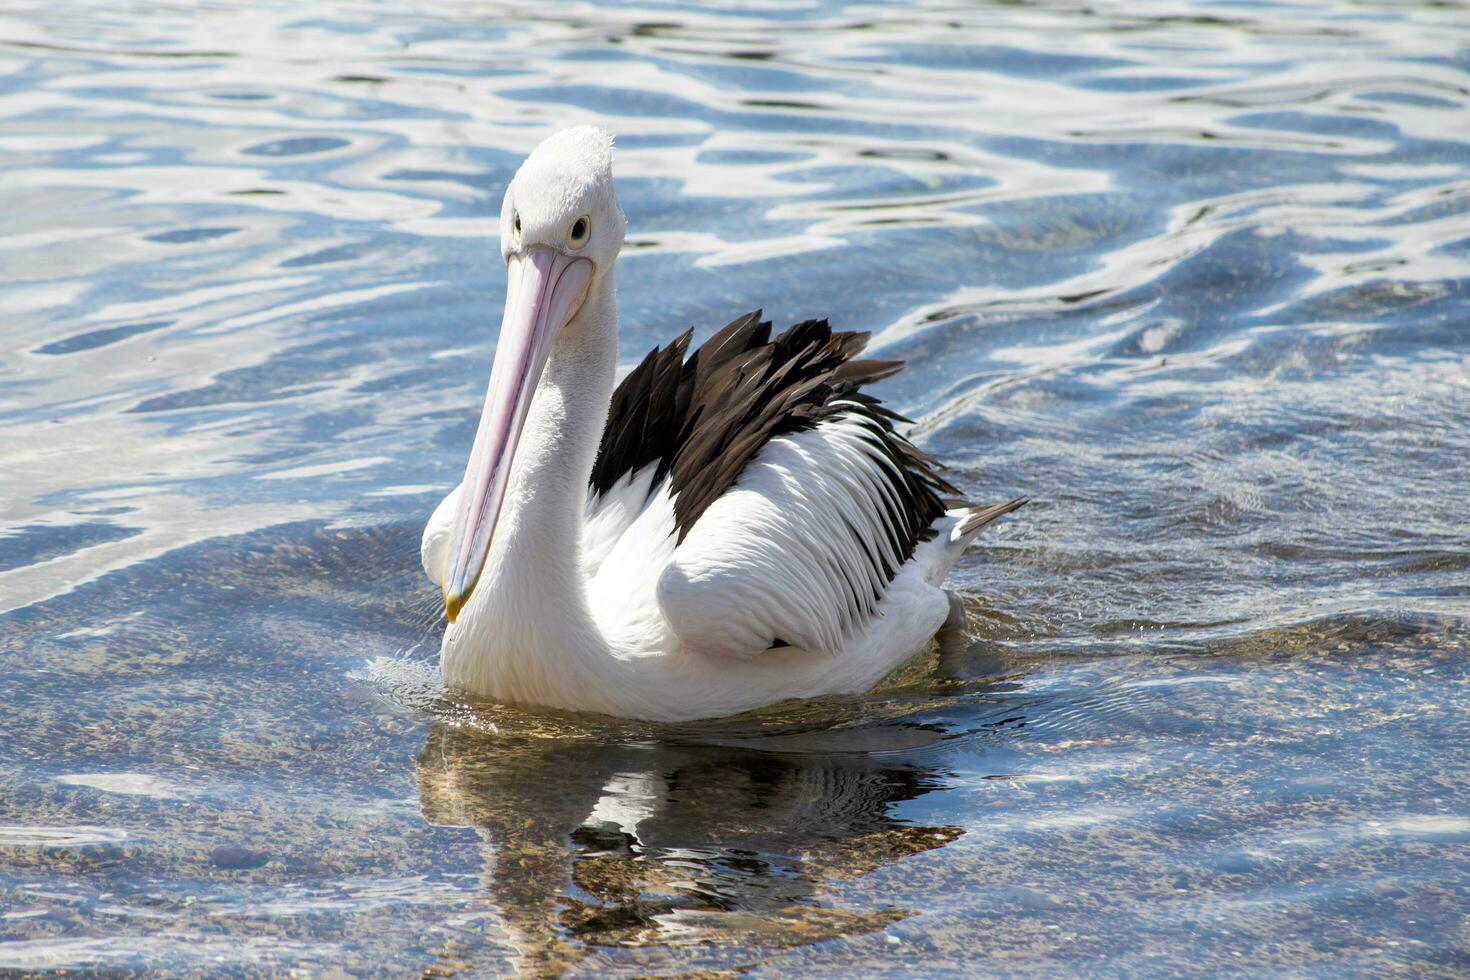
{"left": 654, "top": 413, "right": 912, "bottom": 660}
{"left": 582, "top": 464, "right": 660, "bottom": 577}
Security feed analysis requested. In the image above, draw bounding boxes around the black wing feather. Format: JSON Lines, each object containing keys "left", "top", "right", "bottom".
{"left": 590, "top": 311, "right": 958, "bottom": 599}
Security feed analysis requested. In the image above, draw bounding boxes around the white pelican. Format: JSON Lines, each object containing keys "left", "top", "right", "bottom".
{"left": 421, "top": 126, "right": 1025, "bottom": 722}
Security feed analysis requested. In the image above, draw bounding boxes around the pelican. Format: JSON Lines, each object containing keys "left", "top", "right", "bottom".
{"left": 421, "top": 126, "right": 1025, "bottom": 722}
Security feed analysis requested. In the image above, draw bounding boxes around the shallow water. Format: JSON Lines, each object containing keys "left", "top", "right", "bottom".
{"left": 2, "top": 0, "right": 1469, "bottom": 974}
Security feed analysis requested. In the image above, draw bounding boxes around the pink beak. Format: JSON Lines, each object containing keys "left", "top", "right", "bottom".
{"left": 443, "top": 245, "right": 593, "bottom": 622}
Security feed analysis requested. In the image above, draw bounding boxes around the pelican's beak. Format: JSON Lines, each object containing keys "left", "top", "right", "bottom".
{"left": 443, "top": 244, "right": 593, "bottom": 622}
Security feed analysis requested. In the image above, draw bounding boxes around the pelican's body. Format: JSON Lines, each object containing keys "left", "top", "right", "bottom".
{"left": 421, "top": 127, "right": 1023, "bottom": 722}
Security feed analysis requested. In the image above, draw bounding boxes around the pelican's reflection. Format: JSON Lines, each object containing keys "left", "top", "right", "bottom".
{"left": 416, "top": 723, "right": 962, "bottom": 972}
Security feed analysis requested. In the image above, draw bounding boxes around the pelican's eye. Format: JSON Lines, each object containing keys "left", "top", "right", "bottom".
{"left": 511, "top": 211, "right": 522, "bottom": 246}
{"left": 568, "top": 215, "right": 591, "bottom": 249}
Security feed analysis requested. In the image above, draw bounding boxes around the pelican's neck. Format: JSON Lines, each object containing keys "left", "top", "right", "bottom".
{"left": 443, "top": 271, "right": 619, "bottom": 699}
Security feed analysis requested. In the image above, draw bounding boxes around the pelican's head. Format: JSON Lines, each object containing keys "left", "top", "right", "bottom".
{"left": 442, "top": 126, "right": 625, "bottom": 623}
{"left": 497, "top": 125, "right": 626, "bottom": 274}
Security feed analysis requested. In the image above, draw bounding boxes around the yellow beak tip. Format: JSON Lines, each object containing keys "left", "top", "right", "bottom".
{"left": 444, "top": 590, "right": 461, "bottom": 625}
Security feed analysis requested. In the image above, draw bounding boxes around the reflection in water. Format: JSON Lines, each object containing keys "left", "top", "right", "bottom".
{"left": 416, "top": 725, "right": 960, "bottom": 973}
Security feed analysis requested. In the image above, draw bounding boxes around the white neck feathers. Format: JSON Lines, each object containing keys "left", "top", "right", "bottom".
{"left": 440, "top": 272, "right": 624, "bottom": 706}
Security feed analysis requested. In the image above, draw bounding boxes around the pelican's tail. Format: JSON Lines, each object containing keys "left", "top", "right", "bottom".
{"left": 950, "top": 496, "right": 1028, "bottom": 547}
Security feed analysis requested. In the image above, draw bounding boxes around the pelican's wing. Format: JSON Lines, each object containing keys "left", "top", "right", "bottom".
{"left": 583, "top": 329, "right": 693, "bottom": 576}
{"left": 587, "top": 312, "right": 964, "bottom": 657}
{"left": 657, "top": 409, "right": 952, "bottom": 659}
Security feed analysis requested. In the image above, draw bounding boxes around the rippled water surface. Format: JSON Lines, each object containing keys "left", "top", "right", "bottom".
{"left": 3, "top": 0, "right": 1469, "bottom": 974}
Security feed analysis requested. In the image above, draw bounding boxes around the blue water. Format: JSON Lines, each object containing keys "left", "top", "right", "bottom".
{"left": 2, "top": 0, "right": 1468, "bottom": 974}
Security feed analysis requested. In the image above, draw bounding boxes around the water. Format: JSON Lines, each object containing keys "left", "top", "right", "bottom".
{"left": 2, "top": 0, "right": 1468, "bottom": 973}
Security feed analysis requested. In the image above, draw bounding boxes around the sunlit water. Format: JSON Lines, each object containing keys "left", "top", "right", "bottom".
{"left": 2, "top": 0, "right": 1469, "bottom": 974}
